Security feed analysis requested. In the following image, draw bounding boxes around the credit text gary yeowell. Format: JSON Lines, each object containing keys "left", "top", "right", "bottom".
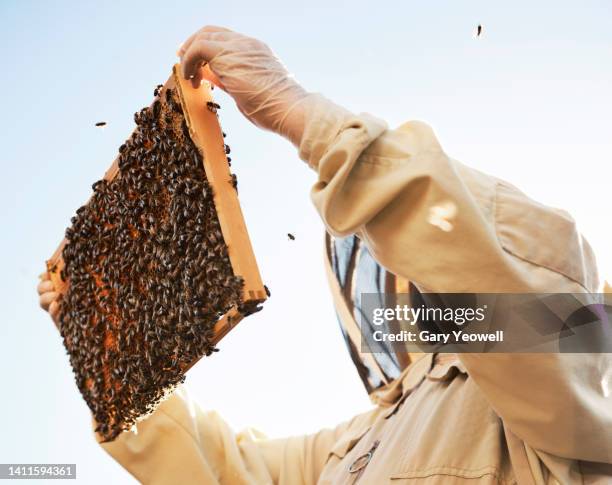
{"left": 371, "top": 304, "right": 504, "bottom": 344}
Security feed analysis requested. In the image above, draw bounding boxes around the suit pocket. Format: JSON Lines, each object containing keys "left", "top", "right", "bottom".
{"left": 390, "top": 465, "right": 513, "bottom": 484}
{"left": 494, "top": 182, "right": 595, "bottom": 291}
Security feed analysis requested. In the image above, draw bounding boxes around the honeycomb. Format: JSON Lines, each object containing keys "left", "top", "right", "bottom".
{"left": 47, "top": 69, "right": 265, "bottom": 441}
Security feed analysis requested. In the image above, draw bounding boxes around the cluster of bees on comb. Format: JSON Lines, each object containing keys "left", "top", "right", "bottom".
{"left": 56, "top": 83, "right": 246, "bottom": 442}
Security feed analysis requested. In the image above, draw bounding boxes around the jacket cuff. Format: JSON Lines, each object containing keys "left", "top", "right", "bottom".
{"left": 297, "top": 94, "right": 353, "bottom": 170}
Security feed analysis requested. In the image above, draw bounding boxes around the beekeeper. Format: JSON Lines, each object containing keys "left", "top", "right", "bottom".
{"left": 38, "top": 26, "right": 611, "bottom": 484}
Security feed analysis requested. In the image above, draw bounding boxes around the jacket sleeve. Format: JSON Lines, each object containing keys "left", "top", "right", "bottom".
{"left": 299, "top": 95, "right": 612, "bottom": 464}
{"left": 98, "top": 385, "right": 375, "bottom": 485}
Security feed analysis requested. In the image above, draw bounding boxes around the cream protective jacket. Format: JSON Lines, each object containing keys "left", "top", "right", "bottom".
{"left": 99, "top": 96, "right": 612, "bottom": 484}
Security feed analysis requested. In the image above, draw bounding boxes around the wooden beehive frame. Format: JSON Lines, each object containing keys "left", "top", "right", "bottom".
{"left": 47, "top": 64, "right": 266, "bottom": 345}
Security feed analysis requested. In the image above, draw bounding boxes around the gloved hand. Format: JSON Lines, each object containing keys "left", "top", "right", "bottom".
{"left": 178, "top": 26, "right": 311, "bottom": 146}
{"left": 37, "top": 271, "right": 60, "bottom": 327}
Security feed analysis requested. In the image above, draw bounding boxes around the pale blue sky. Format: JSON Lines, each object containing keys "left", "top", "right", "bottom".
{"left": 1, "top": 1, "right": 611, "bottom": 483}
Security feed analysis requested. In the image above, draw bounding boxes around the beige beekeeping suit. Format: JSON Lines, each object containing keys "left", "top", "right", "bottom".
{"left": 98, "top": 97, "right": 612, "bottom": 484}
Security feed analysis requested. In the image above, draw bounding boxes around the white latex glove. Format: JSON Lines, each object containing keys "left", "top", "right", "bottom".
{"left": 178, "top": 26, "right": 312, "bottom": 146}
{"left": 37, "top": 271, "right": 60, "bottom": 328}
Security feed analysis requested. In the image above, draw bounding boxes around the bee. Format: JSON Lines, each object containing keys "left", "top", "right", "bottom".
{"left": 229, "top": 174, "right": 238, "bottom": 191}
{"left": 287, "top": 233, "right": 295, "bottom": 241}
{"left": 206, "top": 101, "right": 221, "bottom": 113}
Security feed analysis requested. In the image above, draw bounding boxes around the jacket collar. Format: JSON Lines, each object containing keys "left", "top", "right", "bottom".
{"left": 373, "top": 353, "right": 467, "bottom": 417}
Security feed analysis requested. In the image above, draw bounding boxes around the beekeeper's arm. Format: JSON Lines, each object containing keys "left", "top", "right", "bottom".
{"left": 181, "top": 26, "right": 612, "bottom": 466}
{"left": 97, "top": 385, "right": 376, "bottom": 485}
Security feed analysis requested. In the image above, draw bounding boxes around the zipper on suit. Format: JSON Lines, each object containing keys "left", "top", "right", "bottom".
{"left": 348, "top": 440, "right": 380, "bottom": 484}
